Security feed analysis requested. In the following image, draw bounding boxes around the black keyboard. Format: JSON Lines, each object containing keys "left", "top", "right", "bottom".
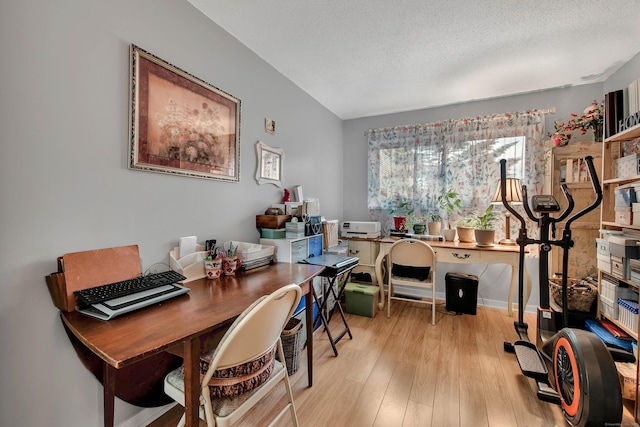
{"left": 74, "top": 270, "right": 187, "bottom": 306}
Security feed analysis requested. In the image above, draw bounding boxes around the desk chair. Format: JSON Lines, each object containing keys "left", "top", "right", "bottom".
{"left": 164, "top": 284, "right": 302, "bottom": 427}
{"left": 386, "top": 239, "right": 437, "bottom": 325}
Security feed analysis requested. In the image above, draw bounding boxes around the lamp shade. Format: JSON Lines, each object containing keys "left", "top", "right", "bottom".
{"left": 491, "top": 178, "right": 523, "bottom": 205}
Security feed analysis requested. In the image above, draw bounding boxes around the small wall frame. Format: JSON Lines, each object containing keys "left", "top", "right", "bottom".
{"left": 255, "top": 141, "right": 283, "bottom": 187}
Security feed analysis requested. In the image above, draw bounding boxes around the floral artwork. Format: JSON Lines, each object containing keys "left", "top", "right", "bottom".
{"left": 129, "top": 45, "right": 240, "bottom": 181}
{"left": 549, "top": 100, "right": 604, "bottom": 147}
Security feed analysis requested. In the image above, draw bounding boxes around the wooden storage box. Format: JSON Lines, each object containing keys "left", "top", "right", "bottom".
{"left": 256, "top": 215, "right": 292, "bottom": 229}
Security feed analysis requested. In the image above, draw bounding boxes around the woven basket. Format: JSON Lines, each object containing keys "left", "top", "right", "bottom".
{"left": 549, "top": 277, "right": 598, "bottom": 312}
{"left": 276, "top": 317, "right": 303, "bottom": 376}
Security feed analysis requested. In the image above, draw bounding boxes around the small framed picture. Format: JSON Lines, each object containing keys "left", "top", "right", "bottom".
{"left": 265, "top": 118, "right": 276, "bottom": 135}
{"left": 255, "top": 141, "right": 284, "bottom": 187}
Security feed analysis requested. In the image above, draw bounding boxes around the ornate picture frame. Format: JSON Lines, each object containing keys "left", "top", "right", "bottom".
{"left": 129, "top": 44, "right": 240, "bottom": 182}
{"left": 255, "top": 141, "right": 284, "bottom": 187}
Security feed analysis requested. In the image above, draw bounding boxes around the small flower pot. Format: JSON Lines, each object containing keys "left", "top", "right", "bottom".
{"left": 456, "top": 226, "right": 475, "bottom": 243}
{"left": 474, "top": 229, "right": 495, "bottom": 247}
{"left": 443, "top": 229, "right": 456, "bottom": 241}
{"left": 413, "top": 223, "right": 426, "bottom": 234}
{"left": 427, "top": 222, "right": 441, "bottom": 236}
{"left": 393, "top": 216, "right": 407, "bottom": 231}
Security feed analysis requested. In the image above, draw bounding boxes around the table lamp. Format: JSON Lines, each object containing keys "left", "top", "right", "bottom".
{"left": 491, "top": 178, "right": 523, "bottom": 245}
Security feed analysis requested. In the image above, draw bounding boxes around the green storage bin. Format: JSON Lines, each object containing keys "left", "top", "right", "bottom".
{"left": 260, "top": 228, "right": 285, "bottom": 238}
{"left": 345, "top": 283, "right": 379, "bottom": 317}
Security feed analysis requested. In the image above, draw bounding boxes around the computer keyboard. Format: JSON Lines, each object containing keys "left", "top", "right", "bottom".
{"left": 74, "top": 270, "right": 187, "bottom": 306}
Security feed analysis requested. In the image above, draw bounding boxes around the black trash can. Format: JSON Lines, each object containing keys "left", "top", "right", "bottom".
{"left": 445, "top": 273, "right": 479, "bottom": 315}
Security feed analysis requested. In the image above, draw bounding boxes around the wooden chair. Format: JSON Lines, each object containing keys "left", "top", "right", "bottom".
{"left": 386, "top": 238, "right": 437, "bottom": 325}
{"left": 164, "top": 284, "right": 302, "bottom": 427}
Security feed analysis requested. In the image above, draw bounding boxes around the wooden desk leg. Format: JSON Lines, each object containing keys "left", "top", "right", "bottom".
{"left": 305, "top": 287, "right": 313, "bottom": 387}
{"left": 183, "top": 339, "right": 200, "bottom": 427}
{"left": 103, "top": 363, "right": 116, "bottom": 427}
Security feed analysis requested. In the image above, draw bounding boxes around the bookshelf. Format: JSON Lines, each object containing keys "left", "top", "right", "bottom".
{"left": 598, "top": 121, "right": 640, "bottom": 421}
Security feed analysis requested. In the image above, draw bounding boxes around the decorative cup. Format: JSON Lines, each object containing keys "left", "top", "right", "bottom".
{"left": 204, "top": 259, "right": 223, "bottom": 279}
{"left": 222, "top": 256, "right": 242, "bottom": 276}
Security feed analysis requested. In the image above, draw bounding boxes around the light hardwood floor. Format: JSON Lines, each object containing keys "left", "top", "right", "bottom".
{"left": 150, "top": 300, "right": 635, "bottom": 427}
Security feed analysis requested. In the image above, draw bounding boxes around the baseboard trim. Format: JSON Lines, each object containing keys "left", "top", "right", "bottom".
{"left": 118, "top": 403, "right": 177, "bottom": 427}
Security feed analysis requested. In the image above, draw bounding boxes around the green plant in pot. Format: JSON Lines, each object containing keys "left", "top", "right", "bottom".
{"left": 456, "top": 212, "right": 477, "bottom": 243}
{"left": 390, "top": 200, "right": 414, "bottom": 231}
{"left": 474, "top": 205, "right": 497, "bottom": 246}
{"left": 426, "top": 212, "right": 441, "bottom": 235}
{"left": 437, "top": 190, "right": 462, "bottom": 241}
{"left": 412, "top": 214, "right": 428, "bottom": 234}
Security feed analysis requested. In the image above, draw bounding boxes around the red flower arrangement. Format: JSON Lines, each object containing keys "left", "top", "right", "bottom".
{"left": 549, "top": 100, "right": 604, "bottom": 147}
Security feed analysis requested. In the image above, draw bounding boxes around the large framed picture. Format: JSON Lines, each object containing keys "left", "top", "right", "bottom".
{"left": 129, "top": 44, "right": 240, "bottom": 182}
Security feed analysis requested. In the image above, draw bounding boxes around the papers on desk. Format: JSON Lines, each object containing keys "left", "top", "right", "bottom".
{"left": 178, "top": 236, "right": 197, "bottom": 258}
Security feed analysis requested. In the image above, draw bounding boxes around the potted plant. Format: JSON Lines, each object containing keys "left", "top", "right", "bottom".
{"left": 438, "top": 190, "right": 462, "bottom": 241}
{"left": 413, "top": 214, "right": 428, "bottom": 234}
{"left": 474, "top": 205, "right": 497, "bottom": 246}
{"left": 456, "top": 212, "right": 477, "bottom": 243}
{"left": 426, "top": 212, "right": 441, "bottom": 235}
{"left": 390, "top": 200, "right": 414, "bottom": 231}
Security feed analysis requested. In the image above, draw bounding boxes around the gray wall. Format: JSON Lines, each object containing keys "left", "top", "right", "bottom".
{"left": 1, "top": 0, "right": 638, "bottom": 424}
{"left": 0, "top": 1, "right": 342, "bottom": 426}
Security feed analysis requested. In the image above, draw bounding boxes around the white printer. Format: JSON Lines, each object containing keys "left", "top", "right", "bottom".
{"left": 340, "top": 221, "right": 381, "bottom": 239}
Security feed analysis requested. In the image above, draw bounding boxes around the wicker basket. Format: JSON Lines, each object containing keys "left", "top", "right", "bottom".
{"left": 549, "top": 277, "right": 598, "bottom": 312}
{"left": 276, "top": 317, "right": 303, "bottom": 376}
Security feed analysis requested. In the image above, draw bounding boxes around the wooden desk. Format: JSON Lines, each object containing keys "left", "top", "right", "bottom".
{"left": 61, "top": 262, "right": 324, "bottom": 427}
{"left": 374, "top": 238, "right": 529, "bottom": 316}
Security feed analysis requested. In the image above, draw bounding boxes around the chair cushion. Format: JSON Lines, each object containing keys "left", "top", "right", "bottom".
{"left": 191, "top": 345, "right": 276, "bottom": 399}
{"left": 203, "top": 346, "right": 276, "bottom": 398}
{"left": 166, "top": 358, "right": 286, "bottom": 418}
{"left": 392, "top": 264, "right": 430, "bottom": 281}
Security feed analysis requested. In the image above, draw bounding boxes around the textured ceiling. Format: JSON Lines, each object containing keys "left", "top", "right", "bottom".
{"left": 186, "top": 0, "right": 640, "bottom": 120}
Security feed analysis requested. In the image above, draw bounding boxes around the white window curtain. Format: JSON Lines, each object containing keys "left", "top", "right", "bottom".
{"left": 366, "top": 110, "right": 548, "bottom": 240}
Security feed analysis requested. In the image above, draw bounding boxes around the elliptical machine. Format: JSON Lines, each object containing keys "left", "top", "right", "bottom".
{"left": 499, "top": 156, "right": 626, "bottom": 427}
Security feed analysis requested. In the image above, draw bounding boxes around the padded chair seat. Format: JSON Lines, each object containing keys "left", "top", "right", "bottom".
{"left": 165, "top": 356, "right": 286, "bottom": 418}
{"left": 197, "top": 345, "right": 276, "bottom": 398}
{"left": 163, "top": 285, "right": 301, "bottom": 427}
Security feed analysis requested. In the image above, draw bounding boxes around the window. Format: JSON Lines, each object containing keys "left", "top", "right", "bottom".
{"left": 367, "top": 111, "right": 546, "bottom": 227}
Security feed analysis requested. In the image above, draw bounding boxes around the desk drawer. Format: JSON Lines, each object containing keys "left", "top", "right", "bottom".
{"left": 435, "top": 248, "right": 480, "bottom": 263}
{"left": 348, "top": 240, "right": 374, "bottom": 265}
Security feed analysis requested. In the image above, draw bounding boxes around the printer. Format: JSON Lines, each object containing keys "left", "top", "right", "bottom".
{"left": 341, "top": 221, "right": 381, "bottom": 239}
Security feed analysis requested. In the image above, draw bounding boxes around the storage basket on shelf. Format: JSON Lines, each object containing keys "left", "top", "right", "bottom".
{"left": 549, "top": 277, "right": 598, "bottom": 312}
{"left": 275, "top": 317, "right": 303, "bottom": 376}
